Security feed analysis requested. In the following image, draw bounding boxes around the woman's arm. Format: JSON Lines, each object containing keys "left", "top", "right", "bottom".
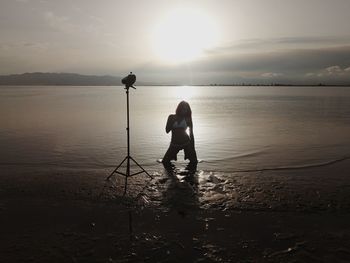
{"left": 188, "top": 117, "right": 195, "bottom": 146}
{"left": 165, "top": 115, "right": 174, "bottom": 133}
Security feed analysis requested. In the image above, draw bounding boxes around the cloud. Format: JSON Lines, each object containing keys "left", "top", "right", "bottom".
{"left": 44, "top": 11, "right": 76, "bottom": 34}
{"left": 43, "top": 10, "right": 107, "bottom": 38}
{"left": 304, "top": 65, "right": 350, "bottom": 85}
{"left": 0, "top": 41, "right": 48, "bottom": 51}
{"left": 207, "top": 36, "right": 350, "bottom": 54}
{"left": 322, "top": 65, "right": 350, "bottom": 76}
{"left": 261, "top": 72, "right": 284, "bottom": 78}
{"left": 136, "top": 45, "right": 350, "bottom": 84}
{"left": 141, "top": 45, "right": 350, "bottom": 73}
{"left": 325, "top": 65, "right": 343, "bottom": 74}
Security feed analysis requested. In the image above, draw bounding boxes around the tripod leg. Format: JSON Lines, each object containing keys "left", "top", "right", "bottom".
{"left": 123, "top": 156, "right": 130, "bottom": 196}
{"left": 107, "top": 156, "right": 127, "bottom": 180}
{"left": 130, "top": 156, "right": 153, "bottom": 179}
{"left": 123, "top": 174, "right": 128, "bottom": 196}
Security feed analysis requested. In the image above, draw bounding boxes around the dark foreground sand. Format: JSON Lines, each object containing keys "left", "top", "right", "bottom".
{"left": 1, "top": 159, "right": 350, "bottom": 262}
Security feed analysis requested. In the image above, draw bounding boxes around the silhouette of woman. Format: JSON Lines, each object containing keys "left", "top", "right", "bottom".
{"left": 162, "top": 101, "right": 198, "bottom": 168}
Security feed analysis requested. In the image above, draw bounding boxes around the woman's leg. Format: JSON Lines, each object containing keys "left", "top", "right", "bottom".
{"left": 184, "top": 143, "right": 198, "bottom": 165}
{"left": 162, "top": 144, "right": 180, "bottom": 165}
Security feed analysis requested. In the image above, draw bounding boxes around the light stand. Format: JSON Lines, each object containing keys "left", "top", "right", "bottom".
{"left": 107, "top": 73, "right": 153, "bottom": 196}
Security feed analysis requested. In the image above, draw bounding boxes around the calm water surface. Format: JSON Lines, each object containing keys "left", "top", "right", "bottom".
{"left": 1, "top": 86, "right": 350, "bottom": 175}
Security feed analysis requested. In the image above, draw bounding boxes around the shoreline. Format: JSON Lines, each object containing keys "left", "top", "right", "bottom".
{"left": 1, "top": 160, "right": 350, "bottom": 261}
{"left": 2, "top": 158, "right": 350, "bottom": 212}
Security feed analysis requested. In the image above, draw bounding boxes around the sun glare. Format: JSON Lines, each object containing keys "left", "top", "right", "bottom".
{"left": 172, "top": 86, "right": 196, "bottom": 101}
{"left": 151, "top": 8, "right": 219, "bottom": 64}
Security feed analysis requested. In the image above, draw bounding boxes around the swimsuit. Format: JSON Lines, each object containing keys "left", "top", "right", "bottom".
{"left": 172, "top": 118, "right": 188, "bottom": 129}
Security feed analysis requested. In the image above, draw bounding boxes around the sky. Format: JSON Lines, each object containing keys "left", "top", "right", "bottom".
{"left": 1, "top": 0, "right": 350, "bottom": 84}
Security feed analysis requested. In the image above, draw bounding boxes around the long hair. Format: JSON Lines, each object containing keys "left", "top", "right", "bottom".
{"left": 175, "top": 101, "right": 192, "bottom": 118}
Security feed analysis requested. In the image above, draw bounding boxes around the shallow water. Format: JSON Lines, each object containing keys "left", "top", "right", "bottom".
{"left": 1, "top": 85, "right": 350, "bottom": 176}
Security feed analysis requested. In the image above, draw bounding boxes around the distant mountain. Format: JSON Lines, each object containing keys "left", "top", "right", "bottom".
{"left": 0, "top": 72, "right": 147, "bottom": 86}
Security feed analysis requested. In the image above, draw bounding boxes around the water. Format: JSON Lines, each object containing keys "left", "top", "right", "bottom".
{"left": 1, "top": 86, "right": 350, "bottom": 176}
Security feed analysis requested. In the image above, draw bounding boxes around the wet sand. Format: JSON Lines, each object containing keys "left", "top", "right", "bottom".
{"left": 1, "top": 160, "right": 350, "bottom": 262}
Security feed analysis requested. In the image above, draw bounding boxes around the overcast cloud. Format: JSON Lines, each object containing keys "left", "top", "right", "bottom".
{"left": 1, "top": 0, "right": 350, "bottom": 84}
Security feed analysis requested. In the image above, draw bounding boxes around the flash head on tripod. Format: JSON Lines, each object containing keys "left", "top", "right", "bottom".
{"left": 121, "top": 72, "right": 136, "bottom": 89}
{"left": 108, "top": 71, "right": 152, "bottom": 194}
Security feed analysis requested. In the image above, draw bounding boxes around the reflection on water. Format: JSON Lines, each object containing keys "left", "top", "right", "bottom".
{"left": 161, "top": 163, "right": 199, "bottom": 211}
{"left": 1, "top": 85, "right": 350, "bottom": 175}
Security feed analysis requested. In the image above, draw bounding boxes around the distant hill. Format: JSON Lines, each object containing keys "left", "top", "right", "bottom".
{"left": 1, "top": 72, "right": 348, "bottom": 86}
{"left": 0, "top": 72, "right": 145, "bottom": 86}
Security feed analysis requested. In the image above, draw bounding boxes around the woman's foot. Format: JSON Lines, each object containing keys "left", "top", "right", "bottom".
{"left": 187, "top": 161, "right": 198, "bottom": 170}
{"left": 161, "top": 159, "right": 172, "bottom": 168}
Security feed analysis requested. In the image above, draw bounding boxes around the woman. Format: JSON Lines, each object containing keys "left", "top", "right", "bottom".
{"left": 162, "top": 101, "right": 198, "bottom": 167}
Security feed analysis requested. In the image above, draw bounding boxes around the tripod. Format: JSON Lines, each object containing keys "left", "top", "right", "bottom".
{"left": 107, "top": 81, "right": 153, "bottom": 196}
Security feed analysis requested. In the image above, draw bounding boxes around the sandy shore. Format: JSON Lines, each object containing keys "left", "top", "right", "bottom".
{"left": 1, "top": 160, "right": 350, "bottom": 262}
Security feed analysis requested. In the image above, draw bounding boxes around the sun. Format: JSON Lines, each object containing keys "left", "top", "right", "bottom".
{"left": 151, "top": 8, "right": 219, "bottom": 64}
